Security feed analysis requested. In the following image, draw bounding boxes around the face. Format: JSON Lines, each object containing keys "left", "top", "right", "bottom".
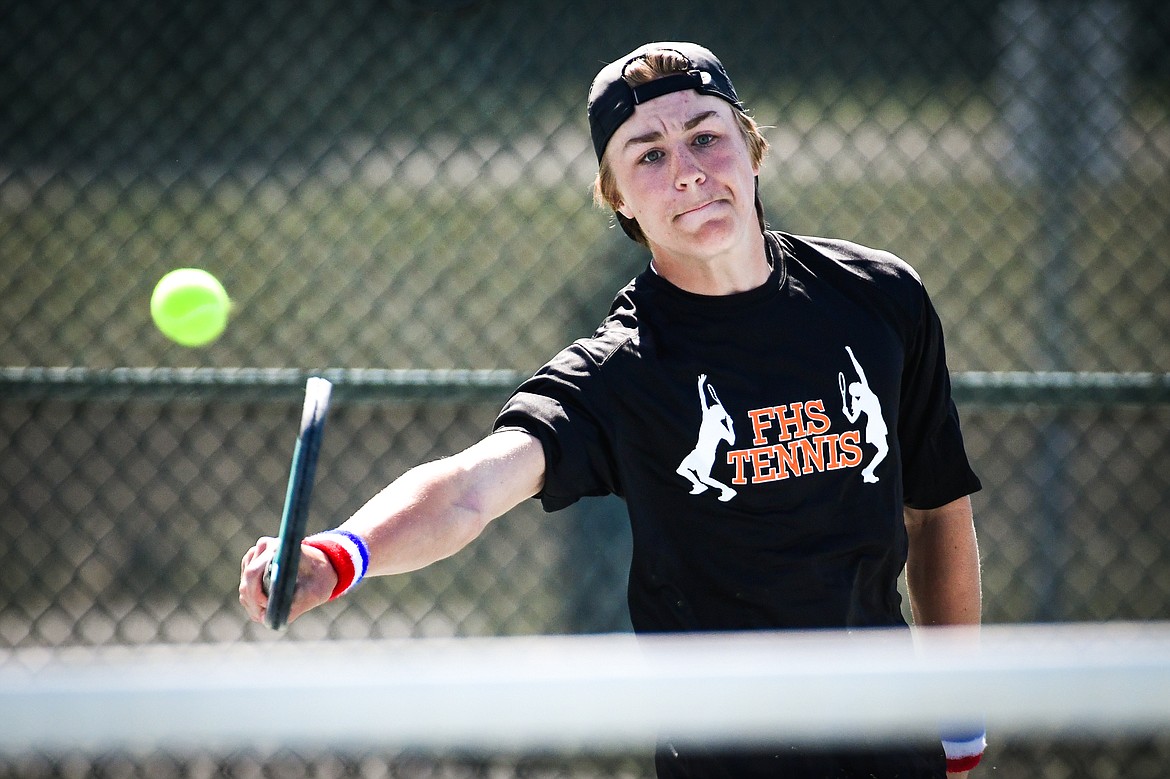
{"left": 606, "top": 91, "right": 760, "bottom": 262}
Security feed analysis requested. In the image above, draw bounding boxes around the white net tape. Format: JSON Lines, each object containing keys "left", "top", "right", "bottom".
{"left": 3, "top": 622, "right": 1169, "bottom": 755}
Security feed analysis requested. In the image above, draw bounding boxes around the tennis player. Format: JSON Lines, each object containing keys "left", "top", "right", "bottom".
{"left": 240, "top": 41, "right": 984, "bottom": 778}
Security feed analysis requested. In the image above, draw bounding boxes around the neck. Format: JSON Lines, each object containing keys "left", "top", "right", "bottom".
{"left": 649, "top": 230, "right": 770, "bottom": 296}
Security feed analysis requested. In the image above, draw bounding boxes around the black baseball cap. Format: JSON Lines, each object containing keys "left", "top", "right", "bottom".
{"left": 588, "top": 42, "right": 745, "bottom": 162}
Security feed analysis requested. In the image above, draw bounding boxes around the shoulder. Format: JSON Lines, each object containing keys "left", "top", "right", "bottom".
{"left": 519, "top": 273, "right": 651, "bottom": 394}
{"left": 532, "top": 312, "right": 639, "bottom": 387}
{"left": 780, "top": 232, "right": 929, "bottom": 321}
{"left": 574, "top": 273, "right": 654, "bottom": 366}
{"left": 565, "top": 324, "right": 639, "bottom": 370}
{"left": 783, "top": 232, "right": 923, "bottom": 287}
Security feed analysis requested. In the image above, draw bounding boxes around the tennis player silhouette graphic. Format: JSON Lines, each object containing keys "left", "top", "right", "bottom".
{"left": 677, "top": 374, "right": 738, "bottom": 502}
{"left": 839, "top": 346, "right": 889, "bottom": 483}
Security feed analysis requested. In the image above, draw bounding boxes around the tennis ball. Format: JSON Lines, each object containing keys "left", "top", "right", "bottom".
{"left": 150, "top": 268, "right": 231, "bottom": 347}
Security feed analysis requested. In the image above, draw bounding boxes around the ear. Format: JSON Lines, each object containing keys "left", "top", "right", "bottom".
{"left": 615, "top": 199, "right": 634, "bottom": 219}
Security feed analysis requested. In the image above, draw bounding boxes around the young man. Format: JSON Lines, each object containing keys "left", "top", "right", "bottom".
{"left": 240, "top": 42, "right": 984, "bottom": 778}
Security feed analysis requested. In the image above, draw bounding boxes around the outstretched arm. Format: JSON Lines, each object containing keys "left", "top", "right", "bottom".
{"left": 239, "top": 429, "right": 545, "bottom": 624}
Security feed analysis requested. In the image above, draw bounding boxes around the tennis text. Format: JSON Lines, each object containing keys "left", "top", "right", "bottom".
{"left": 726, "top": 400, "right": 862, "bottom": 484}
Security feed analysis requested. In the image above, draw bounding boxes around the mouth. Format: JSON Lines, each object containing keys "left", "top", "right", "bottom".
{"left": 675, "top": 199, "right": 723, "bottom": 220}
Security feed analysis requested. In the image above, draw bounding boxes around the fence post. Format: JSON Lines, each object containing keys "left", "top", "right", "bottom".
{"left": 999, "top": 0, "right": 1129, "bottom": 620}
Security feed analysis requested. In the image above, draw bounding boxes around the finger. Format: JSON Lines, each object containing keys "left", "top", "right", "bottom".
{"left": 238, "top": 537, "right": 277, "bottom": 621}
{"left": 239, "top": 571, "right": 265, "bottom": 623}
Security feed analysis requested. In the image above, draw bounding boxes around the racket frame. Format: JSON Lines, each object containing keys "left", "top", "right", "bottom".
{"left": 263, "top": 376, "right": 332, "bottom": 630}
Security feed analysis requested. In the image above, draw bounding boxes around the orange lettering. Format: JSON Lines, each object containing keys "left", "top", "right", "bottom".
{"left": 819, "top": 434, "right": 844, "bottom": 470}
{"left": 804, "top": 399, "right": 831, "bottom": 435}
{"left": 794, "top": 436, "right": 826, "bottom": 475}
{"left": 752, "top": 447, "right": 778, "bottom": 482}
{"left": 726, "top": 450, "right": 752, "bottom": 485}
{"left": 773, "top": 441, "right": 801, "bottom": 479}
{"left": 838, "top": 430, "right": 863, "bottom": 468}
{"left": 747, "top": 407, "right": 774, "bottom": 446}
{"left": 775, "top": 402, "right": 807, "bottom": 441}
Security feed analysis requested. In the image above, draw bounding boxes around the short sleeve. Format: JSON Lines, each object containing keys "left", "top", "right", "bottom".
{"left": 898, "top": 287, "right": 982, "bottom": 509}
{"left": 494, "top": 342, "right": 621, "bottom": 512}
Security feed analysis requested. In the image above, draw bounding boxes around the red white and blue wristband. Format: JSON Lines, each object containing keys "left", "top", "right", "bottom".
{"left": 304, "top": 530, "right": 369, "bottom": 600}
{"left": 942, "top": 728, "right": 986, "bottom": 773}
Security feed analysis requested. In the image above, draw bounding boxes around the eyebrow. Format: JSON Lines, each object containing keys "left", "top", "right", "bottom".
{"left": 622, "top": 110, "right": 720, "bottom": 149}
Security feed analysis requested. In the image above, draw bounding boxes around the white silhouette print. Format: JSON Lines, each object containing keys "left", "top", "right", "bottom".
{"left": 839, "top": 346, "right": 889, "bottom": 483}
{"left": 677, "top": 373, "right": 737, "bottom": 502}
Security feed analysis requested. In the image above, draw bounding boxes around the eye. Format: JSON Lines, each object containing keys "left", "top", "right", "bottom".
{"left": 694, "top": 133, "right": 716, "bottom": 147}
{"left": 639, "top": 149, "right": 665, "bottom": 164}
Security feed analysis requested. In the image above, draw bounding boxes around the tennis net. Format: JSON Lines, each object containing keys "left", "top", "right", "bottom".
{"left": 3, "top": 622, "right": 1170, "bottom": 777}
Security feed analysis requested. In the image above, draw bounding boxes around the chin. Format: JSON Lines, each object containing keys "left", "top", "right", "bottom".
{"left": 651, "top": 236, "right": 735, "bottom": 265}
{"left": 677, "top": 218, "right": 743, "bottom": 252}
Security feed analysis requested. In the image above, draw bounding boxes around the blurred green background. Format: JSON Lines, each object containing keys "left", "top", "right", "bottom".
{"left": 3, "top": 0, "right": 1167, "bottom": 372}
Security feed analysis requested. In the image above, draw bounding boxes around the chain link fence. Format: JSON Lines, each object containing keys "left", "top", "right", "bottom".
{"left": 2, "top": 0, "right": 1169, "bottom": 776}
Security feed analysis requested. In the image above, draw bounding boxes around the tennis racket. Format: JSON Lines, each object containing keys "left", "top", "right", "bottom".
{"left": 262, "top": 376, "right": 333, "bottom": 630}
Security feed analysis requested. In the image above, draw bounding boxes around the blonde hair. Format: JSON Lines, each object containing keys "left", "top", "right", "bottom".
{"left": 592, "top": 51, "right": 769, "bottom": 246}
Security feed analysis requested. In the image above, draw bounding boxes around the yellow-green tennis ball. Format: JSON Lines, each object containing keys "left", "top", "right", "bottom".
{"left": 150, "top": 268, "right": 230, "bottom": 347}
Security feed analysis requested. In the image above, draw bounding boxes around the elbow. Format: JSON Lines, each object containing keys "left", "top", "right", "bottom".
{"left": 433, "top": 459, "right": 496, "bottom": 553}
{"left": 396, "top": 459, "right": 491, "bottom": 564}
{"left": 449, "top": 495, "right": 493, "bottom": 552}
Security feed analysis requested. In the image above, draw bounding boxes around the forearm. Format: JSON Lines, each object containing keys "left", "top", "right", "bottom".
{"left": 905, "top": 495, "right": 985, "bottom": 774}
{"left": 339, "top": 459, "right": 489, "bottom": 576}
{"left": 904, "top": 495, "right": 982, "bottom": 627}
{"left": 337, "top": 430, "right": 544, "bottom": 577}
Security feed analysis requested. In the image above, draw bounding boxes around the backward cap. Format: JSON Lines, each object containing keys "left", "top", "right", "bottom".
{"left": 587, "top": 42, "right": 743, "bottom": 162}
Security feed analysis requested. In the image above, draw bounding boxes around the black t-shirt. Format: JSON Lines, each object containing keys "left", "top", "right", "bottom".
{"left": 495, "top": 231, "right": 980, "bottom": 635}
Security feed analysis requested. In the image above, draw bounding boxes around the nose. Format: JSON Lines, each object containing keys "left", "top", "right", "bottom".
{"left": 674, "top": 146, "right": 705, "bottom": 189}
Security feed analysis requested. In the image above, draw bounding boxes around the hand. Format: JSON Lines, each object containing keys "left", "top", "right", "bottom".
{"left": 238, "top": 536, "right": 338, "bottom": 625}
